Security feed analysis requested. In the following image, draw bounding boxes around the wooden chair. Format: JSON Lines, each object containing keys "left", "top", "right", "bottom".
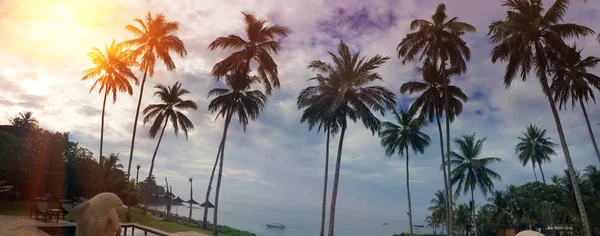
{"left": 29, "top": 198, "right": 60, "bottom": 222}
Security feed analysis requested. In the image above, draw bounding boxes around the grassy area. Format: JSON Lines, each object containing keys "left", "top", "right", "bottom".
{"left": 117, "top": 207, "right": 214, "bottom": 234}
{"left": 0, "top": 201, "right": 33, "bottom": 215}
{"left": 0, "top": 201, "right": 254, "bottom": 236}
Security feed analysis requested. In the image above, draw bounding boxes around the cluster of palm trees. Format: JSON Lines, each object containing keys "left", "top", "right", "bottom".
{"left": 427, "top": 164, "right": 600, "bottom": 236}
{"left": 81, "top": 11, "right": 288, "bottom": 235}
{"left": 77, "top": 0, "right": 600, "bottom": 235}
{"left": 299, "top": 0, "right": 600, "bottom": 236}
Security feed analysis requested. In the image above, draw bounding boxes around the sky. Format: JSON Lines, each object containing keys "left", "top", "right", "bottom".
{"left": 1, "top": 0, "right": 600, "bottom": 229}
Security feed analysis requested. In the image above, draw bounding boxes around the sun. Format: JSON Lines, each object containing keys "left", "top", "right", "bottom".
{"left": 14, "top": 0, "right": 110, "bottom": 55}
{"left": 20, "top": 74, "right": 51, "bottom": 96}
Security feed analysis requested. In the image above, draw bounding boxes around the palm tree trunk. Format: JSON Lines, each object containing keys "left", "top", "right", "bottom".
{"left": 470, "top": 187, "right": 475, "bottom": 236}
{"left": 213, "top": 110, "right": 233, "bottom": 235}
{"left": 320, "top": 128, "right": 331, "bottom": 236}
{"left": 542, "top": 80, "right": 592, "bottom": 236}
{"left": 99, "top": 90, "right": 108, "bottom": 192}
{"left": 126, "top": 70, "right": 148, "bottom": 221}
{"left": 99, "top": 89, "right": 108, "bottom": 172}
{"left": 532, "top": 164, "right": 538, "bottom": 182}
{"left": 165, "top": 177, "right": 170, "bottom": 217}
{"left": 538, "top": 165, "right": 546, "bottom": 184}
{"left": 441, "top": 61, "right": 454, "bottom": 236}
{"left": 406, "top": 146, "right": 414, "bottom": 236}
{"left": 436, "top": 113, "right": 451, "bottom": 236}
{"left": 580, "top": 99, "right": 600, "bottom": 163}
{"left": 538, "top": 164, "right": 555, "bottom": 236}
{"left": 190, "top": 179, "right": 193, "bottom": 219}
{"left": 144, "top": 114, "right": 169, "bottom": 214}
{"left": 328, "top": 124, "right": 347, "bottom": 236}
{"left": 202, "top": 148, "right": 221, "bottom": 229}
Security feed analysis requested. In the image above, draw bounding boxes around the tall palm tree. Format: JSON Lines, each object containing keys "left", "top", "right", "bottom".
{"left": 379, "top": 109, "right": 430, "bottom": 236}
{"left": 549, "top": 46, "right": 600, "bottom": 163}
{"left": 400, "top": 62, "right": 469, "bottom": 235}
{"left": 82, "top": 39, "right": 138, "bottom": 165}
{"left": 303, "top": 41, "right": 396, "bottom": 236}
{"left": 297, "top": 72, "right": 342, "bottom": 236}
{"left": 450, "top": 133, "right": 502, "bottom": 235}
{"left": 397, "top": 5, "right": 476, "bottom": 233}
{"left": 207, "top": 73, "right": 267, "bottom": 235}
{"left": 515, "top": 124, "right": 557, "bottom": 183}
{"left": 9, "top": 111, "right": 39, "bottom": 131}
{"left": 123, "top": 12, "right": 187, "bottom": 219}
{"left": 189, "top": 177, "right": 193, "bottom": 219}
{"left": 489, "top": 1, "right": 595, "bottom": 234}
{"left": 208, "top": 12, "right": 290, "bottom": 95}
{"left": 142, "top": 81, "right": 197, "bottom": 213}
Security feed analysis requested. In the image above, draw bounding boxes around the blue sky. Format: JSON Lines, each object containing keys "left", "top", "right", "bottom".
{"left": 1, "top": 0, "right": 600, "bottom": 229}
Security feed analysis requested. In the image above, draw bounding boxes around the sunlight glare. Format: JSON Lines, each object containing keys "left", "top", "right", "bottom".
{"left": 18, "top": 0, "right": 108, "bottom": 53}
{"left": 21, "top": 74, "right": 51, "bottom": 96}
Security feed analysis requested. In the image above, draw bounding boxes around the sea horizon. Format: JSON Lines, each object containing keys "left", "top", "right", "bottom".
{"left": 152, "top": 201, "right": 434, "bottom": 236}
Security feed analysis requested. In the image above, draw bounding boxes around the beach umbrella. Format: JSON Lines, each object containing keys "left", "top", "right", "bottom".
{"left": 173, "top": 197, "right": 185, "bottom": 215}
{"left": 185, "top": 198, "right": 200, "bottom": 205}
{"left": 200, "top": 201, "right": 215, "bottom": 208}
{"left": 185, "top": 198, "right": 200, "bottom": 219}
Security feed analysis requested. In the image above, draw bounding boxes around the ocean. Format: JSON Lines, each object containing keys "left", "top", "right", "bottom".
{"left": 153, "top": 201, "right": 434, "bottom": 236}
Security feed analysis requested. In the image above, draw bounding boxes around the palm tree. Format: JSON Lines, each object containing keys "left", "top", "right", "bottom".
{"left": 379, "top": 109, "right": 430, "bottom": 236}
{"left": 304, "top": 41, "right": 396, "bottom": 236}
{"left": 549, "top": 46, "right": 600, "bottom": 163}
{"left": 207, "top": 73, "right": 267, "bottom": 235}
{"left": 515, "top": 124, "right": 557, "bottom": 183}
{"left": 208, "top": 12, "right": 290, "bottom": 95}
{"left": 400, "top": 62, "right": 469, "bottom": 235}
{"left": 425, "top": 215, "right": 438, "bottom": 235}
{"left": 9, "top": 111, "right": 39, "bottom": 130}
{"left": 82, "top": 39, "right": 138, "bottom": 165}
{"left": 123, "top": 12, "right": 187, "bottom": 219}
{"left": 429, "top": 190, "right": 450, "bottom": 234}
{"left": 100, "top": 153, "right": 124, "bottom": 191}
{"left": 297, "top": 73, "right": 342, "bottom": 236}
{"left": 189, "top": 177, "right": 193, "bottom": 219}
{"left": 450, "top": 133, "right": 502, "bottom": 235}
{"left": 454, "top": 203, "right": 471, "bottom": 235}
{"left": 488, "top": 1, "right": 595, "bottom": 234}
{"left": 397, "top": 5, "right": 476, "bottom": 233}
{"left": 142, "top": 81, "right": 197, "bottom": 213}
{"left": 476, "top": 206, "right": 493, "bottom": 236}
{"left": 486, "top": 191, "right": 510, "bottom": 234}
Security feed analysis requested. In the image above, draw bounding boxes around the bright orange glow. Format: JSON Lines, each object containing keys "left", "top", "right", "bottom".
{"left": 18, "top": 0, "right": 104, "bottom": 51}
{"left": 4, "top": 0, "right": 128, "bottom": 63}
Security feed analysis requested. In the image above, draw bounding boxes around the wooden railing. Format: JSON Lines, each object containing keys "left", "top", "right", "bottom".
{"left": 120, "top": 223, "right": 170, "bottom": 236}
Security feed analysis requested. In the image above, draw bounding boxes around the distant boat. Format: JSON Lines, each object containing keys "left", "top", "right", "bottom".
{"left": 414, "top": 225, "right": 425, "bottom": 228}
{"left": 266, "top": 222, "right": 286, "bottom": 229}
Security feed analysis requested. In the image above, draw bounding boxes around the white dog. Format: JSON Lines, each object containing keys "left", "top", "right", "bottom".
{"left": 66, "top": 192, "right": 128, "bottom": 236}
